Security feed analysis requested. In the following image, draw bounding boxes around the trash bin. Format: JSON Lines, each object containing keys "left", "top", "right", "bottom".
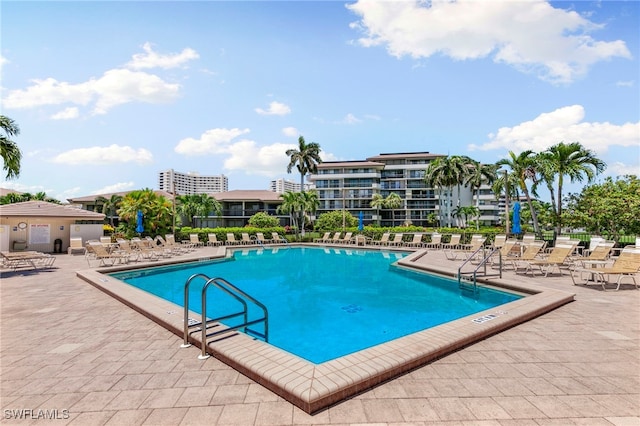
{"left": 54, "top": 238, "right": 62, "bottom": 253}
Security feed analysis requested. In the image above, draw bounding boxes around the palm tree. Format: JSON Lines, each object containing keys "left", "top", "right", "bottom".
{"left": 118, "top": 189, "right": 172, "bottom": 236}
{"left": 384, "top": 192, "right": 403, "bottom": 226}
{"left": 453, "top": 205, "right": 480, "bottom": 228}
{"left": 278, "top": 191, "right": 303, "bottom": 238}
{"left": 0, "top": 115, "right": 22, "bottom": 179}
{"left": 424, "top": 156, "right": 467, "bottom": 227}
{"left": 538, "top": 141, "right": 606, "bottom": 234}
{"left": 96, "top": 194, "right": 123, "bottom": 227}
{"left": 286, "top": 136, "right": 322, "bottom": 234}
{"left": 464, "top": 161, "right": 497, "bottom": 229}
{"left": 496, "top": 151, "right": 541, "bottom": 235}
{"left": 300, "top": 190, "right": 320, "bottom": 230}
{"left": 175, "top": 194, "right": 221, "bottom": 227}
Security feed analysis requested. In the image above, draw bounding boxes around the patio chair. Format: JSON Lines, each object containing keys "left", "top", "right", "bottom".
{"left": 571, "top": 245, "right": 640, "bottom": 290}
{"left": 403, "top": 234, "right": 425, "bottom": 248}
{"left": 371, "top": 232, "right": 391, "bottom": 246}
{"left": 516, "top": 244, "right": 575, "bottom": 277}
{"left": 241, "top": 233, "right": 252, "bottom": 245}
{"left": 444, "top": 240, "right": 484, "bottom": 261}
{"left": 327, "top": 232, "right": 343, "bottom": 244}
{"left": 115, "top": 238, "right": 142, "bottom": 262}
{"left": 387, "top": 233, "right": 405, "bottom": 246}
{"left": 1, "top": 251, "right": 56, "bottom": 270}
{"left": 131, "top": 237, "right": 162, "bottom": 260}
{"left": 88, "top": 241, "right": 130, "bottom": 267}
{"left": 490, "top": 239, "right": 520, "bottom": 269}
{"left": 510, "top": 240, "right": 546, "bottom": 272}
{"left": 226, "top": 233, "right": 241, "bottom": 246}
{"left": 492, "top": 234, "right": 507, "bottom": 249}
{"left": 314, "top": 232, "right": 331, "bottom": 243}
{"left": 441, "top": 234, "right": 461, "bottom": 250}
{"left": 67, "top": 237, "right": 86, "bottom": 255}
{"left": 271, "top": 232, "right": 287, "bottom": 244}
{"left": 255, "top": 232, "right": 273, "bottom": 245}
{"left": 424, "top": 233, "right": 442, "bottom": 249}
{"left": 337, "top": 232, "right": 353, "bottom": 244}
{"left": 207, "top": 233, "right": 223, "bottom": 246}
{"left": 189, "top": 234, "right": 205, "bottom": 247}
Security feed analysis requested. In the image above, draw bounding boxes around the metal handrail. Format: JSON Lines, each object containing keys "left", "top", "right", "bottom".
{"left": 457, "top": 246, "right": 503, "bottom": 294}
{"left": 181, "top": 274, "right": 269, "bottom": 360}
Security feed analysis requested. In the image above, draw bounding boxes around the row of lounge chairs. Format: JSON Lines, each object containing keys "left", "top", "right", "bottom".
{"left": 1, "top": 250, "right": 56, "bottom": 270}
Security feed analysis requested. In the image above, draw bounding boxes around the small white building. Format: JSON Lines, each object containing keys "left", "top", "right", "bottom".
{"left": 0, "top": 201, "right": 105, "bottom": 253}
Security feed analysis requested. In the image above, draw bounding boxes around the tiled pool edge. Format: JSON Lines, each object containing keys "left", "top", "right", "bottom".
{"left": 76, "top": 248, "right": 575, "bottom": 414}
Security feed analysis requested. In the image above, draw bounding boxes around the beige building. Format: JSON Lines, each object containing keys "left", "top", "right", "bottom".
{"left": 0, "top": 201, "right": 105, "bottom": 253}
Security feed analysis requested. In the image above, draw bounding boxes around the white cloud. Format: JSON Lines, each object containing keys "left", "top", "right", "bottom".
{"left": 175, "top": 128, "right": 251, "bottom": 155}
{"left": 347, "top": 0, "right": 631, "bottom": 84}
{"left": 341, "top": 113, "right": 362, "bottom": 124}
{"left": 51, "top": 144, "right": 154, "bottom": 165}
{"left": 607, "top": 162, "right": 640, "bottom": 177}
{"left": 126, "top": 42, "right": 199, "bottom": 70}
{"left": 224, "top": 141, "right": 296, "bottom": 177}
{"left": 468, "top": 105, "right": 640, "bottom": 155}
{"left": 282, "top": 127, "right": 299, "bottom": 137}
{"left": 616, "top": 80, "right": 635, "bottom": 87}
{"left": 50, "top": 107, "right": 79, "bottom": 120}
{"left": 3, "top": 69, "right": 181, "bottom": 115}
{"left": 255, "top": 101, "right": 291, "bottom": 116}
{"left": 91, "top": 182, "right": 136, "bottom": 195}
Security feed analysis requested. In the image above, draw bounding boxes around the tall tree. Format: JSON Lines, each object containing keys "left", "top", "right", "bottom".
{"left": 286, "top": 136, "right": 322, "bottom": 234}
{"left": 424, "top": 156, "right": 467, "bottom": 227}
{"left": 0, "top": 115, "right": 22, "bottom": 179}
{"left": 96, "top": 194, "right": 123, "bottom": 227}
{"left": 537, "top": 141, "right": 606, "bottom": 234}
{"left": 118, "top": 188, "right": 172, "bottom": 236}
{"left": 496, "top": 151, "right": 542, "bottom": 235}
{"left": 278, "top": 191, "right": 303, "bottom": 238}
{"left": 175, "top": 193, "right": 221, "bottom": 227}
{"left": 464, "top": 160, "right": 497, "bottom": 229}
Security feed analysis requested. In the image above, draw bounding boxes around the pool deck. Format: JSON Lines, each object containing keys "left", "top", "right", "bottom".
{"left": 1, "top": 244, "right": 639, "bottom": 425}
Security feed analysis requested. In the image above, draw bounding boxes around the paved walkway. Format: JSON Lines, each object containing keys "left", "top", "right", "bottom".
{"left": 1, "top": 247, "right": 639, "bottom": 425}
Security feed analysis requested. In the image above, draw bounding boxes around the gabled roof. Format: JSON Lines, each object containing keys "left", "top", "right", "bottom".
{"left": 0, "top": 201, "right": 106, "bottom": 219}
{"left": 212, "top": 190, "right": 283, "bottom": 202}
{"left": 0, "top": 188, "right": 22, "bottom": 197}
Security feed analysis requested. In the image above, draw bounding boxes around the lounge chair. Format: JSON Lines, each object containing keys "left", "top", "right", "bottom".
{"left": 441, "top": 234, "right": 461, "bottom": 250}
{"left": 116, "top": 238, "right": 142, "bottom": 262}
{"left": 241, "top": 233, "right": 253, "bottom": 245}
{"left": 271, "top": 232, "right": 287, "bottom": 244}
{"left": 1, "top": 251, "right": 56, "bottom": 270}
{"left": 424, "top": 233, "right": 442, "bottom": 249}
{"left": 314, "top": 232, "right": 331, "bottom": 243}
{"left": 492, "top": 234, "right": 507, "bottom": 249}
{"left": 189, "top": 234, "right": 205, "bottom": 247}
{"left": 337, "top": 232, "right": 353, "bottom": 244}
{"left": 88, "top": 241, "right": 130, "bottom": 266}
{"left": 165, "top": 234, "right": 189, "bottom": 252}
{"left": 155, "top": 235, "right": 182, "bottom": 255}
{"left": 387, "top": 233, "right": 405, "bottom": 246}
{"left": 444, "top": 240, "right": 484, "bottom": 261}
{"left": 516, "top": 244, "right": 575, "bottom": 276}
{"left": 68, "top": 237, "right": 86, "bottom": 255}
{"left": 255, "top": 232, "right": 272, "bottom": 245}
{"left": 226, "top": 233, "right": 241, "bottom": 246}
{"left": 403, "top": 234, "right": 425, "bottom": 248}
{"left": 460, "top": 234, "right": 486, "bottom": 250}
{"left": 490, "top": 239, "right": 520, "bottom": 269}
{"left": 131, "top": 238, "right": 162, "bottom": 260}
{"left": 510, "top": 240, "right": 546, "bottom": 272}
{"left": 372, "top": 232, "right": 391, "bottom": 246}
{"left": 326, "top": 232, "right": 343, "bottom": 244}
{"left": 571, "top": 245, "right": 640, "bottom": 290}
{"left": 207, "top": 233, "right": 223, "bottom": 246}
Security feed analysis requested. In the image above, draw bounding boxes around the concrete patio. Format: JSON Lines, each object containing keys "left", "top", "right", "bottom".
{"left": 1, "top": 246, "right": 638, "bottom": 425}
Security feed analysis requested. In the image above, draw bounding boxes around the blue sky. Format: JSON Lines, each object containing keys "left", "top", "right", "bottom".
{"left": 2, "top": 0, "right": 638, "bottom": 202}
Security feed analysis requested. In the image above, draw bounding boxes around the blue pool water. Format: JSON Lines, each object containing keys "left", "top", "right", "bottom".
{"left": 111, "top": 247, "right": 522, "bottom": 363}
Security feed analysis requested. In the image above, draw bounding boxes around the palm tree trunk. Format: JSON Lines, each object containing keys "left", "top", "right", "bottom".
{"left": 555, "top": 177, "right": 563, "bottom": 235}
{"left": 521, "top": 187, "right": 541, "bottom": 235}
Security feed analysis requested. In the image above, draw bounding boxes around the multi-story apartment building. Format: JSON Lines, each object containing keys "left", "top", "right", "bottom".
{"left": 158, "top": 170, "right": 228, "bottom": 196}
{"left": 268, "top": 178, "right": 312, "bottom": 194}
{"left": 309, "top": 152, "right": 503, "bottom": 227}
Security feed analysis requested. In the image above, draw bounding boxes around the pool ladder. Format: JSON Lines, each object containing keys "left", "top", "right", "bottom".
{"left": 181, "top": 273, "right": 269, "bottom": 359}
{"left": 457, "top": 246, "right": 503, "bottom": 296}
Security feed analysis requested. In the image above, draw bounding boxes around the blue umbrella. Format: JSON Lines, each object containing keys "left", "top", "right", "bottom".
{"left": 358, "top": 211, "right": 364, "bottom": 231}
{"left": 511, "top": 202, "right": 521, "bottom": 235}
{"left": 136, "top": 210, "right": 144, "bottom": 234}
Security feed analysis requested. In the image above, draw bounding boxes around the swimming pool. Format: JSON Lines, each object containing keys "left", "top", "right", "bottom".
{"left": 111, "top": 247, "right": 521, "bottom": 363}
{"left": 80, "top": 244, "right": 574, "bottom": 413}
